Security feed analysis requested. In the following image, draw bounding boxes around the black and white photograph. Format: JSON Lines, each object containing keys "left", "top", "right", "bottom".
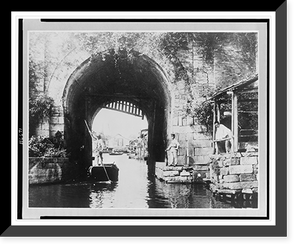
{"left": 27, "top": 23, "right": 264, "bottom": 214}
{"left": 20, "top": 19, "right": 270, "bottom": 220}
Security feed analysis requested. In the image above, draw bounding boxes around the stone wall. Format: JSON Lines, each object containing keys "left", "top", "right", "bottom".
{"left": 170, "top": 120, "right": 213, "bottom": 166}
{"left": 155, "top": 162, "right": 209, "bottom": 184}
{"left": 30, "top": 32, "right": 255, "bottom": 168}
{"left": 156, "top": 152, "right": 258, "bottom": 192}
{"left": 49, "top": 105, "right": 64, "bottom": 138}
{"left": 209, "top": 153, "right": 259, "bottom": 195}
{"left": 29, "top": 157, "right": 78, "bottom": 184}
{"left": 34, "top": 105, "right": 65, "bottom": 139}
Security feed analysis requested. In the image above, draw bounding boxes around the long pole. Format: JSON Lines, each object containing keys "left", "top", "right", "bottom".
{"left": 84, "top": 120, "right": 111, "bottom": 183}
{"left": 84, "top": 120, "right": 92, "bottom": 138}
{"left": 101, "top": 163, "right": 111, "bottom": 182}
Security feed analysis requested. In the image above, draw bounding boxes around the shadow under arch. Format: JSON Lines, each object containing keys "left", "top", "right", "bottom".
{"left": 62, "top": 49, "right": 171, "bottom": 178}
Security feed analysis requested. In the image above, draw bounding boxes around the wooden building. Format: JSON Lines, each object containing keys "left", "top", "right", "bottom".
{"left": 209, "top": 74, "right": 258, "bottom": 153}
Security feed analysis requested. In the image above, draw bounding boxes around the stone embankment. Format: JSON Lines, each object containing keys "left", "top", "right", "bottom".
{"left": 29, "top": 157, "right": 77, "bottom": 184}
{"left": 155, "top": 152, "right": 258, "bottom": 198}
{"left": 155, "top": 162, "right": 209, "bottom": 184}
{"left": 209, "top": 153, "right": 258, "bottom": 195}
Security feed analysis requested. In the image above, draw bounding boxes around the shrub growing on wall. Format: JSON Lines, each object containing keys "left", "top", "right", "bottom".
{"left": 29, "top": 94, "right": 54, "bottom": 136}
{"left": 29, "top": 135, "right": 66, "bottom": 157}
{"left": 192, "top": 101, "right": 214, "bottom": 135}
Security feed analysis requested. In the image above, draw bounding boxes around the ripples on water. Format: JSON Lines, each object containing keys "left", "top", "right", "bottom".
{"left": 29, "top": 154, "right": 235, "bottom": 209}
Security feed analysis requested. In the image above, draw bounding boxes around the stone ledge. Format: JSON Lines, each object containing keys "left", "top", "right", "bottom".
{"left": 163, "top": 170, "right": 180, "bottom": 177}
{"left": 165, "top": 176, "right": 193, "bottom": 183}
{"left": 180, "top": 170, "right": 191, "bottom": 177}
{"left": 240, "top": 156, "right": 258, "bottom": 165}
{"left": 193, "top": 165, "right": 209, "bottom": 171}
{"left": 164, "top": 166, "right": 183, "bottom": 171}
{"left": 223, "top": 174, "right": 240, "bottom": 183}
{"left": 229, "top": 165, "right": 253, "bottom": 175}
{"left": 217, "top": 189, "right": 240, "bottom": 194}
{"left": 220, "top": 181, "right": 258, "bottom": 190}
{"left": 240, "top": 173, "right": 256, "bottom": 182}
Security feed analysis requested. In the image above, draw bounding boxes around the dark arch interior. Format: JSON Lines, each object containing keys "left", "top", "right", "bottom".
{"left": 63, "top": 49, "right": 171, "bottom": 177}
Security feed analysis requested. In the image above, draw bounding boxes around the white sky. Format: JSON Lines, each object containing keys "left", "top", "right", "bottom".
{"left": 92, "top": 108, "right": 148, "bottom": 139}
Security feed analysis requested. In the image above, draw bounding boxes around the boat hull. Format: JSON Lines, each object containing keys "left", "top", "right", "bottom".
{"left": 87, "top": 163, "right": 119, "bottom": 181}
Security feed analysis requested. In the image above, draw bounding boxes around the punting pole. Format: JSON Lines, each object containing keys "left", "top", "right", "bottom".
{"left": 84, "top": 120, "right": 111, "bottom": 183}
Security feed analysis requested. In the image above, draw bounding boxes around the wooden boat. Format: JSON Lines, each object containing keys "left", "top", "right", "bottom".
{"left": 87, "top": 163, "right": 119, "bottom": 182}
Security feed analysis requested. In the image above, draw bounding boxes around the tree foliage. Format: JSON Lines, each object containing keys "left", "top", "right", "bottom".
{"left": 29, "top": 31, "right": 258, "bottom": 132}
{"left": 29, "top": 135, "right": 66, "bottom": 157}
{"left": 29, "top": 94, "right": 54, "bottom": 136}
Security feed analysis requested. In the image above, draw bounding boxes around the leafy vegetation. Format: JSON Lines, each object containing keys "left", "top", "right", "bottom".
{"left": 29, "top": 94, "right": 54, "bottom": 136}
{"left": 29, "top": 136, "right": 66, "bottom": 157}
{"left": 29, "top": 31, "right": 258, "bottom": 137}
{"left": 192, "top": 101, "right": 214, "bottom": 134}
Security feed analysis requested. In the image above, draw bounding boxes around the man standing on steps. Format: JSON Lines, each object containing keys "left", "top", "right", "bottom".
{"left": 165, "top": 133, "right": 180, "bottom": 166}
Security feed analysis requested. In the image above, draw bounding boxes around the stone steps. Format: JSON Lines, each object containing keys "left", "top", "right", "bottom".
{"left": 155, "top": 162, "right": 208, "bottom": 184}
{"left": 155, "top": 153, "right": 259, "bottom": 190}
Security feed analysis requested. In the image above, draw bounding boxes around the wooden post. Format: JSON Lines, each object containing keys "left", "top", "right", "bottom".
{"left": 213, "top": 100, "right": 216, "bottom": 154}
{"left": 216, "top": 102, "right": 221, "bottom": 123}
{"left": 186, "top": 140, "right": 189, "bottom": 166}
{"left": 232, "top": 92, "right": 238, "bottom": 152}
{"left": 120, "top": 100, "right": 123, "bottom": 111}
{"left": 213, "top": 100, "right": 220, "bottom": 154}
{"left": 212, "top": 101, "right": 216, "bottom": 154}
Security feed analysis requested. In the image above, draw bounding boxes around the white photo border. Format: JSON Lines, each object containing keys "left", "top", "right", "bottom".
{"left": 8, "top": 7, "right": 286, "bottom": 237}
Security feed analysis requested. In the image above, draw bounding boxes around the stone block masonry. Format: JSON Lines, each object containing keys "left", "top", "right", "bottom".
{"left": 29, "top": 157, "right": 79, "bottom": 184}
{"left": 155, "top": 162, "right": 208, "bottom": 184}
{"left": 220, "top": 181, "right": 258, "bottom": 190}
{"left": 240, "top": 173, "right": 257, "bottom": 182}
{"left": 209, "top": 153, "right": 259, "bottom": 195}
{"left": 223, "top": 174, "right": 240, "bottom": 183}
{"left": 229, "top": 165, "right": 253, "bottom": 175}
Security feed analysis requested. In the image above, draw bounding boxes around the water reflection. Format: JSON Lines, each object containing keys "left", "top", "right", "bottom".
{"left": 29, "top": 155, "right": 235, "bottom": 209}
{"left": 89, "top": 182, "right": 118, "bottom": 208}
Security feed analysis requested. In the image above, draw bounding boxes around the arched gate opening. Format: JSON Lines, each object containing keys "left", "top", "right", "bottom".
{"left": 62, "top": 49, "right": 171, "bottom": 177}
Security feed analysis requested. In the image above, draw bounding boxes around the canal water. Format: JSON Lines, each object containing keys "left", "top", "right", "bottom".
{"left": 29, "top": 154, "right": 235, "bottom": 209}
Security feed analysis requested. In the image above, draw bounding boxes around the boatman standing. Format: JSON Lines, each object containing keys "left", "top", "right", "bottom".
{"left": 165, "top": 133, "right": 180, "bottom": 166}
{"left": 93, "top": 133, "right": 105, "bottom": 166}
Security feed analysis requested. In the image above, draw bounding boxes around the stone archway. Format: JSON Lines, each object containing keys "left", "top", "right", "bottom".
{"left": 62, "top": 49, "right": 171, "bottom": 176}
